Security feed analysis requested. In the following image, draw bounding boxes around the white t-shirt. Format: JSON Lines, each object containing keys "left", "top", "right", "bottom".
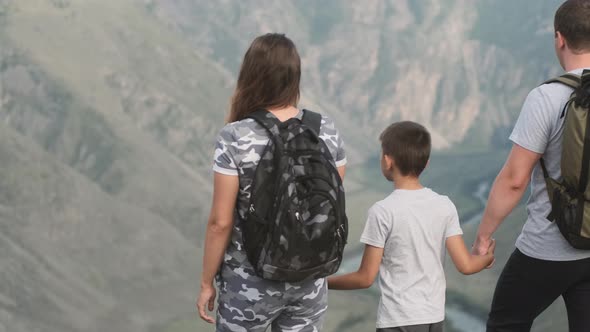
{"left": 510, "top": 68, "right": 590, "bottom": 261}
{"left": 360, "top": 188, "right": 463, "bottom": 329}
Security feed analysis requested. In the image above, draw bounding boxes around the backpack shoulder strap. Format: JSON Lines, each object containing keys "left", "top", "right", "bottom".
{"left": 301, "top": 109, "right": 322, "bottom": 137}
{"left": 246, "top": 109, "right": 281, "bottom": 137}
{"left": 543, "top": 73, "right": 581, "bottom": 89}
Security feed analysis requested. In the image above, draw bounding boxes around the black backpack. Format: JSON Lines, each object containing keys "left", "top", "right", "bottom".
{"left": 242, "top": 109, "right": 348, "bottom": 282}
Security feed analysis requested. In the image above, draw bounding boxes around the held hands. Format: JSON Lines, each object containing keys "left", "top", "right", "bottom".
{"left": 197, "top": 283, "right": 216, "bottom": 324}
{"left": 472, "top": 236, "right": 496, "bottom": 268}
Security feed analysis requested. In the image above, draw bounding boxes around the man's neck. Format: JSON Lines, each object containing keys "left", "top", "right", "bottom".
{"left": 393, "top": 175, "right": 423, "bottom": 191}
{"left": 563, "top": 53, "right": 590, "bottom": 72}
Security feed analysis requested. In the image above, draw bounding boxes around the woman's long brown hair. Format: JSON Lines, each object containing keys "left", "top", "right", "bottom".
{"left": 228, "top": 33, "right": 301, "bottom": 123}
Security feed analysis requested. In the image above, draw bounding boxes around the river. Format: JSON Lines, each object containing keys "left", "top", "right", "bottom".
{"left": 338, "top": 181, "right": 491, "bottom": 332}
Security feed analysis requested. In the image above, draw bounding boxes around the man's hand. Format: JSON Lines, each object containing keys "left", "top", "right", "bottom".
{"left": 473, "top": 236, "right": 496, "bottom": 268}
{"left": 472, "top": 235, "right": 493, "bottom": 256}
{"left": 197, "top": 283, "right": 217, "bottom": 324}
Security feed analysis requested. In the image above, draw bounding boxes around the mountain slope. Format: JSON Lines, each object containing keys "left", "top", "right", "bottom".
{"left": 0, "top": 123, "right": 199, "bottom": 332}
{"left": 1, "top": 0, "right": 228, "bottom": 239}
{"left": 0, "top": 1, "right": 235, "bottom": 331}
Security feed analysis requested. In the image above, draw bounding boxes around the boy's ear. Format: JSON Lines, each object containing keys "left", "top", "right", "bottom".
{"left": 387, "top": 154, "right": 398, "bottom": 174}
{"left": 381, "top": 153, "right": 395, "bottom": 182}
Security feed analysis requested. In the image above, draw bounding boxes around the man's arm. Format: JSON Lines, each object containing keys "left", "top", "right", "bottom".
{"left": 473, "top": 144, "right": 541, "bottom": 254}
{"left": 328, "top": 245, "right": 383, "bottom": 290}
{"left": 447, "top": 235, "right": 495, "bottom": 275}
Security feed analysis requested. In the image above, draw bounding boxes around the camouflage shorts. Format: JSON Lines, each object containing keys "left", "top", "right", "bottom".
{"left": 216, "top": 266, "right": 328, "bottom": 332}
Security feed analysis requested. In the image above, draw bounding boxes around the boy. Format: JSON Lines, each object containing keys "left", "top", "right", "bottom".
{"left": 328, "top": 121, "right": 495, "bottom": 332}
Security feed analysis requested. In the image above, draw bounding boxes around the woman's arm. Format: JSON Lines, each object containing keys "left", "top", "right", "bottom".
{"left": 327, "top": 244, "right": 383, "bottom": 290}
{"left": 447, "top": 235, "right": 495, "bottom": 275}
{"left": 197, "top": 173, "right": 239, "bottom": 323}
{"left": 337, "top": 165, "right": 346, "bottom": 181}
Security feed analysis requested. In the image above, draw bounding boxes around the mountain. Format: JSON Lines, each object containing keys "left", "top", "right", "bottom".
{"left": 1, "top": 1, "right": 229, "bottom": 331}
{"left": 0, "top": 122, "right": 200, "bottom": 332}
{"left": 147, "top": 0, "right": 563, "bottom": 150}
{"left": 0, "top": 0, "right": 570, "bottom": 331}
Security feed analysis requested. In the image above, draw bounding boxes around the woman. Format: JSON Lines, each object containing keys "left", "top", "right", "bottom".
{"left": 197, "top": 33, "right": 347, "bottom": 332}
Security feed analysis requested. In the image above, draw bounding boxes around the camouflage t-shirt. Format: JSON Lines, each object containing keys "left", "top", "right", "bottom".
{"left": 212, "top": 110, "right": 346, "bottom": 281}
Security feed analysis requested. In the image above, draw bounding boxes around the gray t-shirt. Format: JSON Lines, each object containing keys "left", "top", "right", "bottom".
{"left": 360, "top": 188, "right": 462, "bottom": 329}
{"left": 510, "top": 68, "right": 590, "bottom": 261}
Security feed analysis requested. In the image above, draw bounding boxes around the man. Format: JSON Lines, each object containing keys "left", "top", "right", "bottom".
{"left": 473, "top": 1, "right": 590, "bottom": 331}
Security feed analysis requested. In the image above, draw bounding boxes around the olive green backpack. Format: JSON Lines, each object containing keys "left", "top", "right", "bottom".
{"left": 541, "top": 69, "right": 590, "bottom": 250}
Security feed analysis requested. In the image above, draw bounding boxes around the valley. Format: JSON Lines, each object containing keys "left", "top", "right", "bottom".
{"left": 0, "top": 0, "right": 572, "bottom": 331}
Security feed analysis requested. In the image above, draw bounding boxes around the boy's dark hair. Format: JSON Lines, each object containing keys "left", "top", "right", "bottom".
{"left": 555, "top": 0, "right": 590, "bottom": 53}
{"left": 380, "top": 121, "right": 431, "bottom": 177}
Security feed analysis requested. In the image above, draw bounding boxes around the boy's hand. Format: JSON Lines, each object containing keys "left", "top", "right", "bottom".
{"left": 197, "top": 283, "right": 216, "bottom": 324}
{"left": 487, "top": 239, "right": 496, "bottom": 254}
{"left": 447, "top": 235, "right": 495, "bottom": 275}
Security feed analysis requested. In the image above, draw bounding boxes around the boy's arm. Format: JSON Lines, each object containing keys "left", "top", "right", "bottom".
{"left": 446, "top": 235, "right": 495, "bottom": 275}
{"left": 328, "top": 244, "right": 383, "bottom": 290}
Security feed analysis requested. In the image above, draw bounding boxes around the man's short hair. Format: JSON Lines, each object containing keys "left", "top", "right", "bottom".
{"left": 380, "top": 121, "right": 431, "bottom": 177}
{"left": 555, "top": 0, "right": 590, "bottom": 52}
